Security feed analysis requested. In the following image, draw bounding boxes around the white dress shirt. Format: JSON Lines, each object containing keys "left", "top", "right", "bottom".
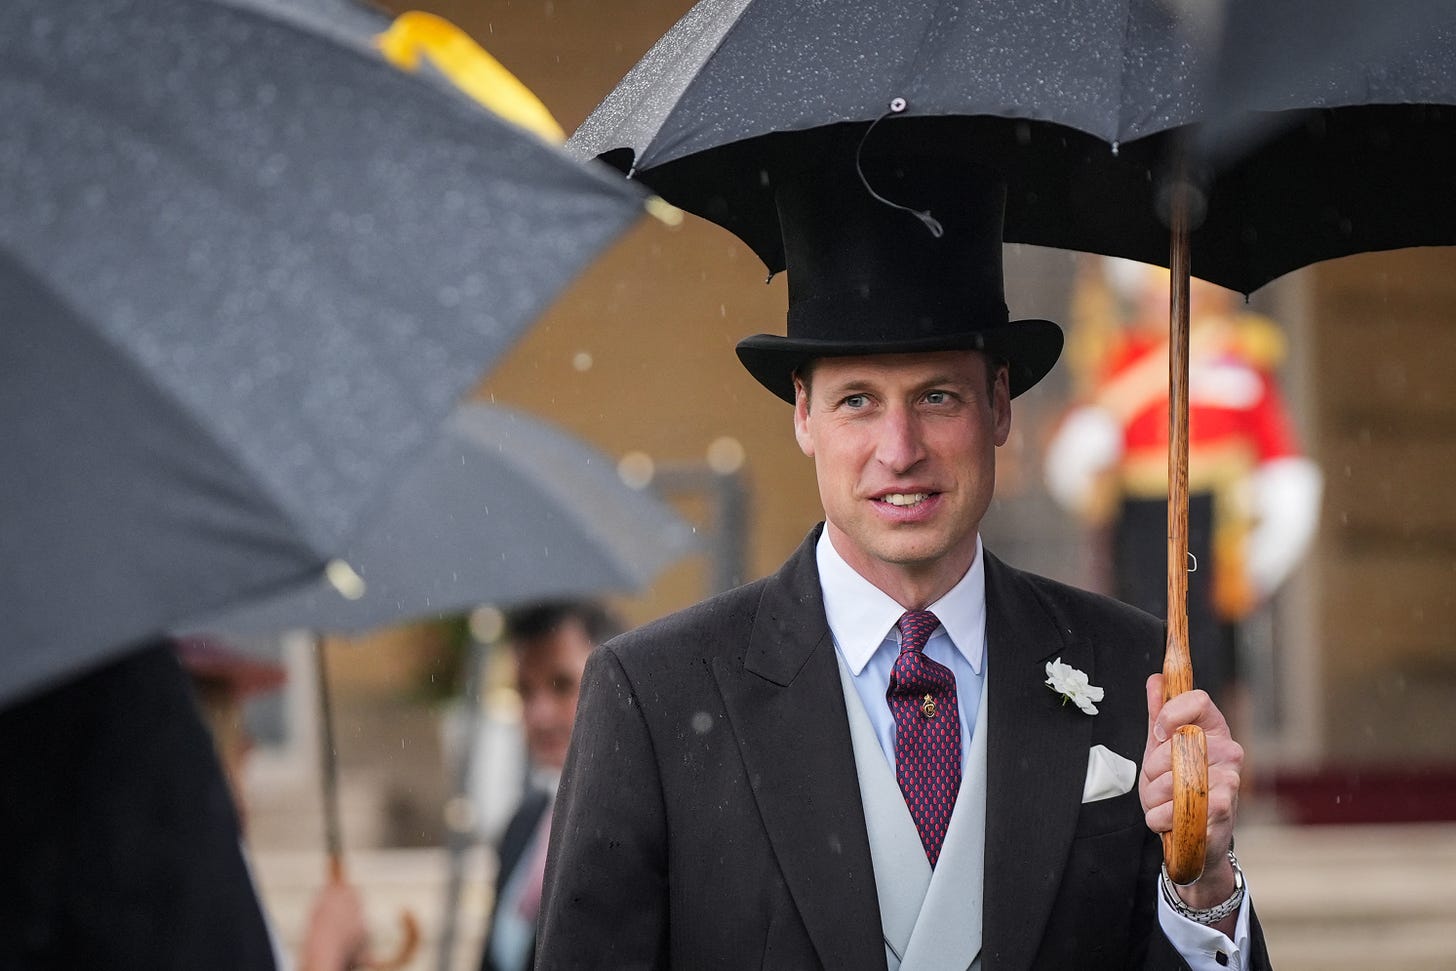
{"left": 815, "top": 529, "right": 1253, "bottom": 971}
{"left": 817, "top": 529, "right": 987, "bottom": 774}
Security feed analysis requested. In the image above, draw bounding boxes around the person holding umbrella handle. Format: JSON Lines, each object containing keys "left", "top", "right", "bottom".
{"left": 537, "top": 153, "right": 1268, "bottom": 970}
{"left": 175, "top": 635, "right": 384, "bottom": 971}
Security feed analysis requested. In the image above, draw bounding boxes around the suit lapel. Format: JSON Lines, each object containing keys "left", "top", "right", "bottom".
{"left": 982, "top": 553, "right": 1094, "bottom": 971}
{"left": 711, "top": 529, "right": 886, "bottom": 971}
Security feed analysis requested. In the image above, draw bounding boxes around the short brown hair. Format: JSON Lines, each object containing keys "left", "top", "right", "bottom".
{"left": 506, "top": 599, "right": 624, "bottom": 649}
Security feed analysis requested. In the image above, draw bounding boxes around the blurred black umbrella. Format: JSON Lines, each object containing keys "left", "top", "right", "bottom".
{"left": 569, "top": 0, "right": 1456, "bottom": 294}
{"left": 186, "top": 403, "right": 700, "bottom": 635}
{"left": 0, "top": 0, "right": 651, "bottom": 706}
{"left": 182, "top": 401, "right": 699, "bottom": 971}
{"left": 571, "top": 0, "right": 1456, "bottom": 885}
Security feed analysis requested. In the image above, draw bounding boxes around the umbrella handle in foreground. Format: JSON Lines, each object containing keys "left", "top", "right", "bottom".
{"left": 315, "top": 639, "right": 422, "bottom": 970}
{"left": 1162, "top": 182, "right": 1209, "bottom": 886}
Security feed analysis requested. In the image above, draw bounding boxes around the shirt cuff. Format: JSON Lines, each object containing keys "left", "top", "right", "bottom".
{"left": 1157, "top": 880, "right": 1253, "bottom": 971}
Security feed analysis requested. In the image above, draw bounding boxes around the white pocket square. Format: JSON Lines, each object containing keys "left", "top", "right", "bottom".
{"left": 1082, "top": 744, "right": 1138, "bottom": 803}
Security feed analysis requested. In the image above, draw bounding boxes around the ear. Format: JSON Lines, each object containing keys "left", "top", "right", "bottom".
{"left": 792, "top": 377, "right": 815, "bottom": 458}
{"left": 992, "top": 365, "right": 1012, "bottom": 447}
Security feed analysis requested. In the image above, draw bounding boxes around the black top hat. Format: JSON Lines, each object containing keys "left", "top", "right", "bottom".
{"left": 736, "top": 151, "right": 1063, "bottom": 402}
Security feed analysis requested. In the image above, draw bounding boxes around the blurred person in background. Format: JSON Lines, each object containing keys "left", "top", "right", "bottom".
{"left": 480, "top": 599, "right": 624, "bottom": 971}
{"left": 1045, "top": 258, "right": 1322, "bottom": 708}
{"left": 174, "top": 635, "right": 368, "bottom": 971}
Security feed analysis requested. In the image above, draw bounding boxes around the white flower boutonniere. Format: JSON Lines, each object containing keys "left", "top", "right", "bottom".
{"left": 1044, "top": 658, "right": 1104, "bottom": 715}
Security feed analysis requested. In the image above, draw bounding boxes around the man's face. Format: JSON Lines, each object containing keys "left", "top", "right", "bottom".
{"left": 793, "top": 349, "right": 1010, "bottom": 604}
{"left": 515, "top": 618, "right": 596, "bottom": 770}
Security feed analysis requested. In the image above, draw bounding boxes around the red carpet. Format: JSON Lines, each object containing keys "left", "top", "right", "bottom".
{"left": 1262, "top": 766, "right": 1456, "bottom": 824}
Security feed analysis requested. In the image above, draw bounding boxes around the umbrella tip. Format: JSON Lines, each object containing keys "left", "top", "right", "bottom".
{"left": 618, "top": 451, "right": 655, "bottom": 489}
{"left": 325, "top": 559, "right": 367, "bottom": 600}
{"left": 646, "top": 196, "right": 683, "bottom": 227}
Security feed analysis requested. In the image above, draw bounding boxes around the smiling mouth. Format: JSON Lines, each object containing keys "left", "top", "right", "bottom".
{"left": 878, "top": 492, "right": 932, "bottom": 507}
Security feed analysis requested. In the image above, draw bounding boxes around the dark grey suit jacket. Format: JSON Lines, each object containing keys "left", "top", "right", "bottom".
{"left": 537, "top": 527, "right": 1270, "bottom": 970}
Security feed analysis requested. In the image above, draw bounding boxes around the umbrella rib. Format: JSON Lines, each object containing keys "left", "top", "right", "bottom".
{"left": 894, "top": 0, "right": 962, "bottom": 103}
{"left": 570, "top": 0, "right": 757, "bottom": 170}
{"left": 1112, "top": 0, "right": 1138, "bottom": 145}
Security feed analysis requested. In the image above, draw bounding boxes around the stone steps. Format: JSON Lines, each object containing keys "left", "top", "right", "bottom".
{"left": 1236, "top": 823, "right": 1456, "bottom": 971}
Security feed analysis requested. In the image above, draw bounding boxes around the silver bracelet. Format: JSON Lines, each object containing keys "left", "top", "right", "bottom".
{"left": 1160, "top": 849, "right": 1245, "bottom": 925}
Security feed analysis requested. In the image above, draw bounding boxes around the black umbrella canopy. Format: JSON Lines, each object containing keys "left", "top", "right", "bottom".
{"left": 185, "top": 404, "right": 700, "bottom": 637}
{"left": 0, "top": 0, "right": 649, "bottom": 706}
{"left": 570, "top": 0, "right": 1456, "bottom": 293}
{"left": 1197, "top": 0, "right": 1456, "bottom": 163}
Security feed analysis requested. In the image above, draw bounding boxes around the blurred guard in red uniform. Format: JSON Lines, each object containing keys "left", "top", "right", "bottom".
{"left": 1045, "top": 258, "right": 1322, "bottom": 705}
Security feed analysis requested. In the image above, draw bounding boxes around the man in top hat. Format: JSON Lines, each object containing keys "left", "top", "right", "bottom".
{"left": 535, "top": 152, "right": 1269, "bottom": 970}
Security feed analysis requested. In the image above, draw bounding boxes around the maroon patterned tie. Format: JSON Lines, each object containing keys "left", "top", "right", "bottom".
{"left": 887, "top": 609, "right": 962, "bottom": 867}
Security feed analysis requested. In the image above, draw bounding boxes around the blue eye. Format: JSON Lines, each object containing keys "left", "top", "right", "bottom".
{"left": 925, "top": 391, "right": 948, "bottom": 404}
{"left": 843, "top": 394, "right": 868, "bottom": 408}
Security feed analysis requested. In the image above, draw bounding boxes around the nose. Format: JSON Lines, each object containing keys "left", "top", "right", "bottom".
{"left": 521, "top": 691, "right": 552, "bottom": 731}
{"left": 875, "top": 404, "right": 927, "bottom": 474}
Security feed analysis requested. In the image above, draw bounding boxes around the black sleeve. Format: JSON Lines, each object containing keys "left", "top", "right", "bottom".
{"left": 0, "top": 641, "right": 277, "bottom": 971}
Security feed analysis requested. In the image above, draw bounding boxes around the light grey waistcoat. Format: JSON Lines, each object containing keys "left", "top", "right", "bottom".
{"left": 836, "top": 654, "right": 988, "bottom": 971}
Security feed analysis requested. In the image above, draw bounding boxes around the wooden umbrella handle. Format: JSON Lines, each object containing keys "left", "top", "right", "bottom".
{"left": 1162, "top": 179, "right": 1208, "bottom": 886}
{"left": 361, "top": 909, "right": 421, "bottom": 971}
{"left": 1161, "top": 631, "right": 1208, "bottom": 884}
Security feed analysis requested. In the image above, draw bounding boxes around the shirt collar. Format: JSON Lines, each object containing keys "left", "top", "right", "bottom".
{"left": 816, "top": 528, "right": 986, "bottom": 677}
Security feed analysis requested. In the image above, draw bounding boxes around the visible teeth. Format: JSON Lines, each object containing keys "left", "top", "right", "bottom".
{"left": 882, "top": 493, "right": 929, "bottom": 506}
